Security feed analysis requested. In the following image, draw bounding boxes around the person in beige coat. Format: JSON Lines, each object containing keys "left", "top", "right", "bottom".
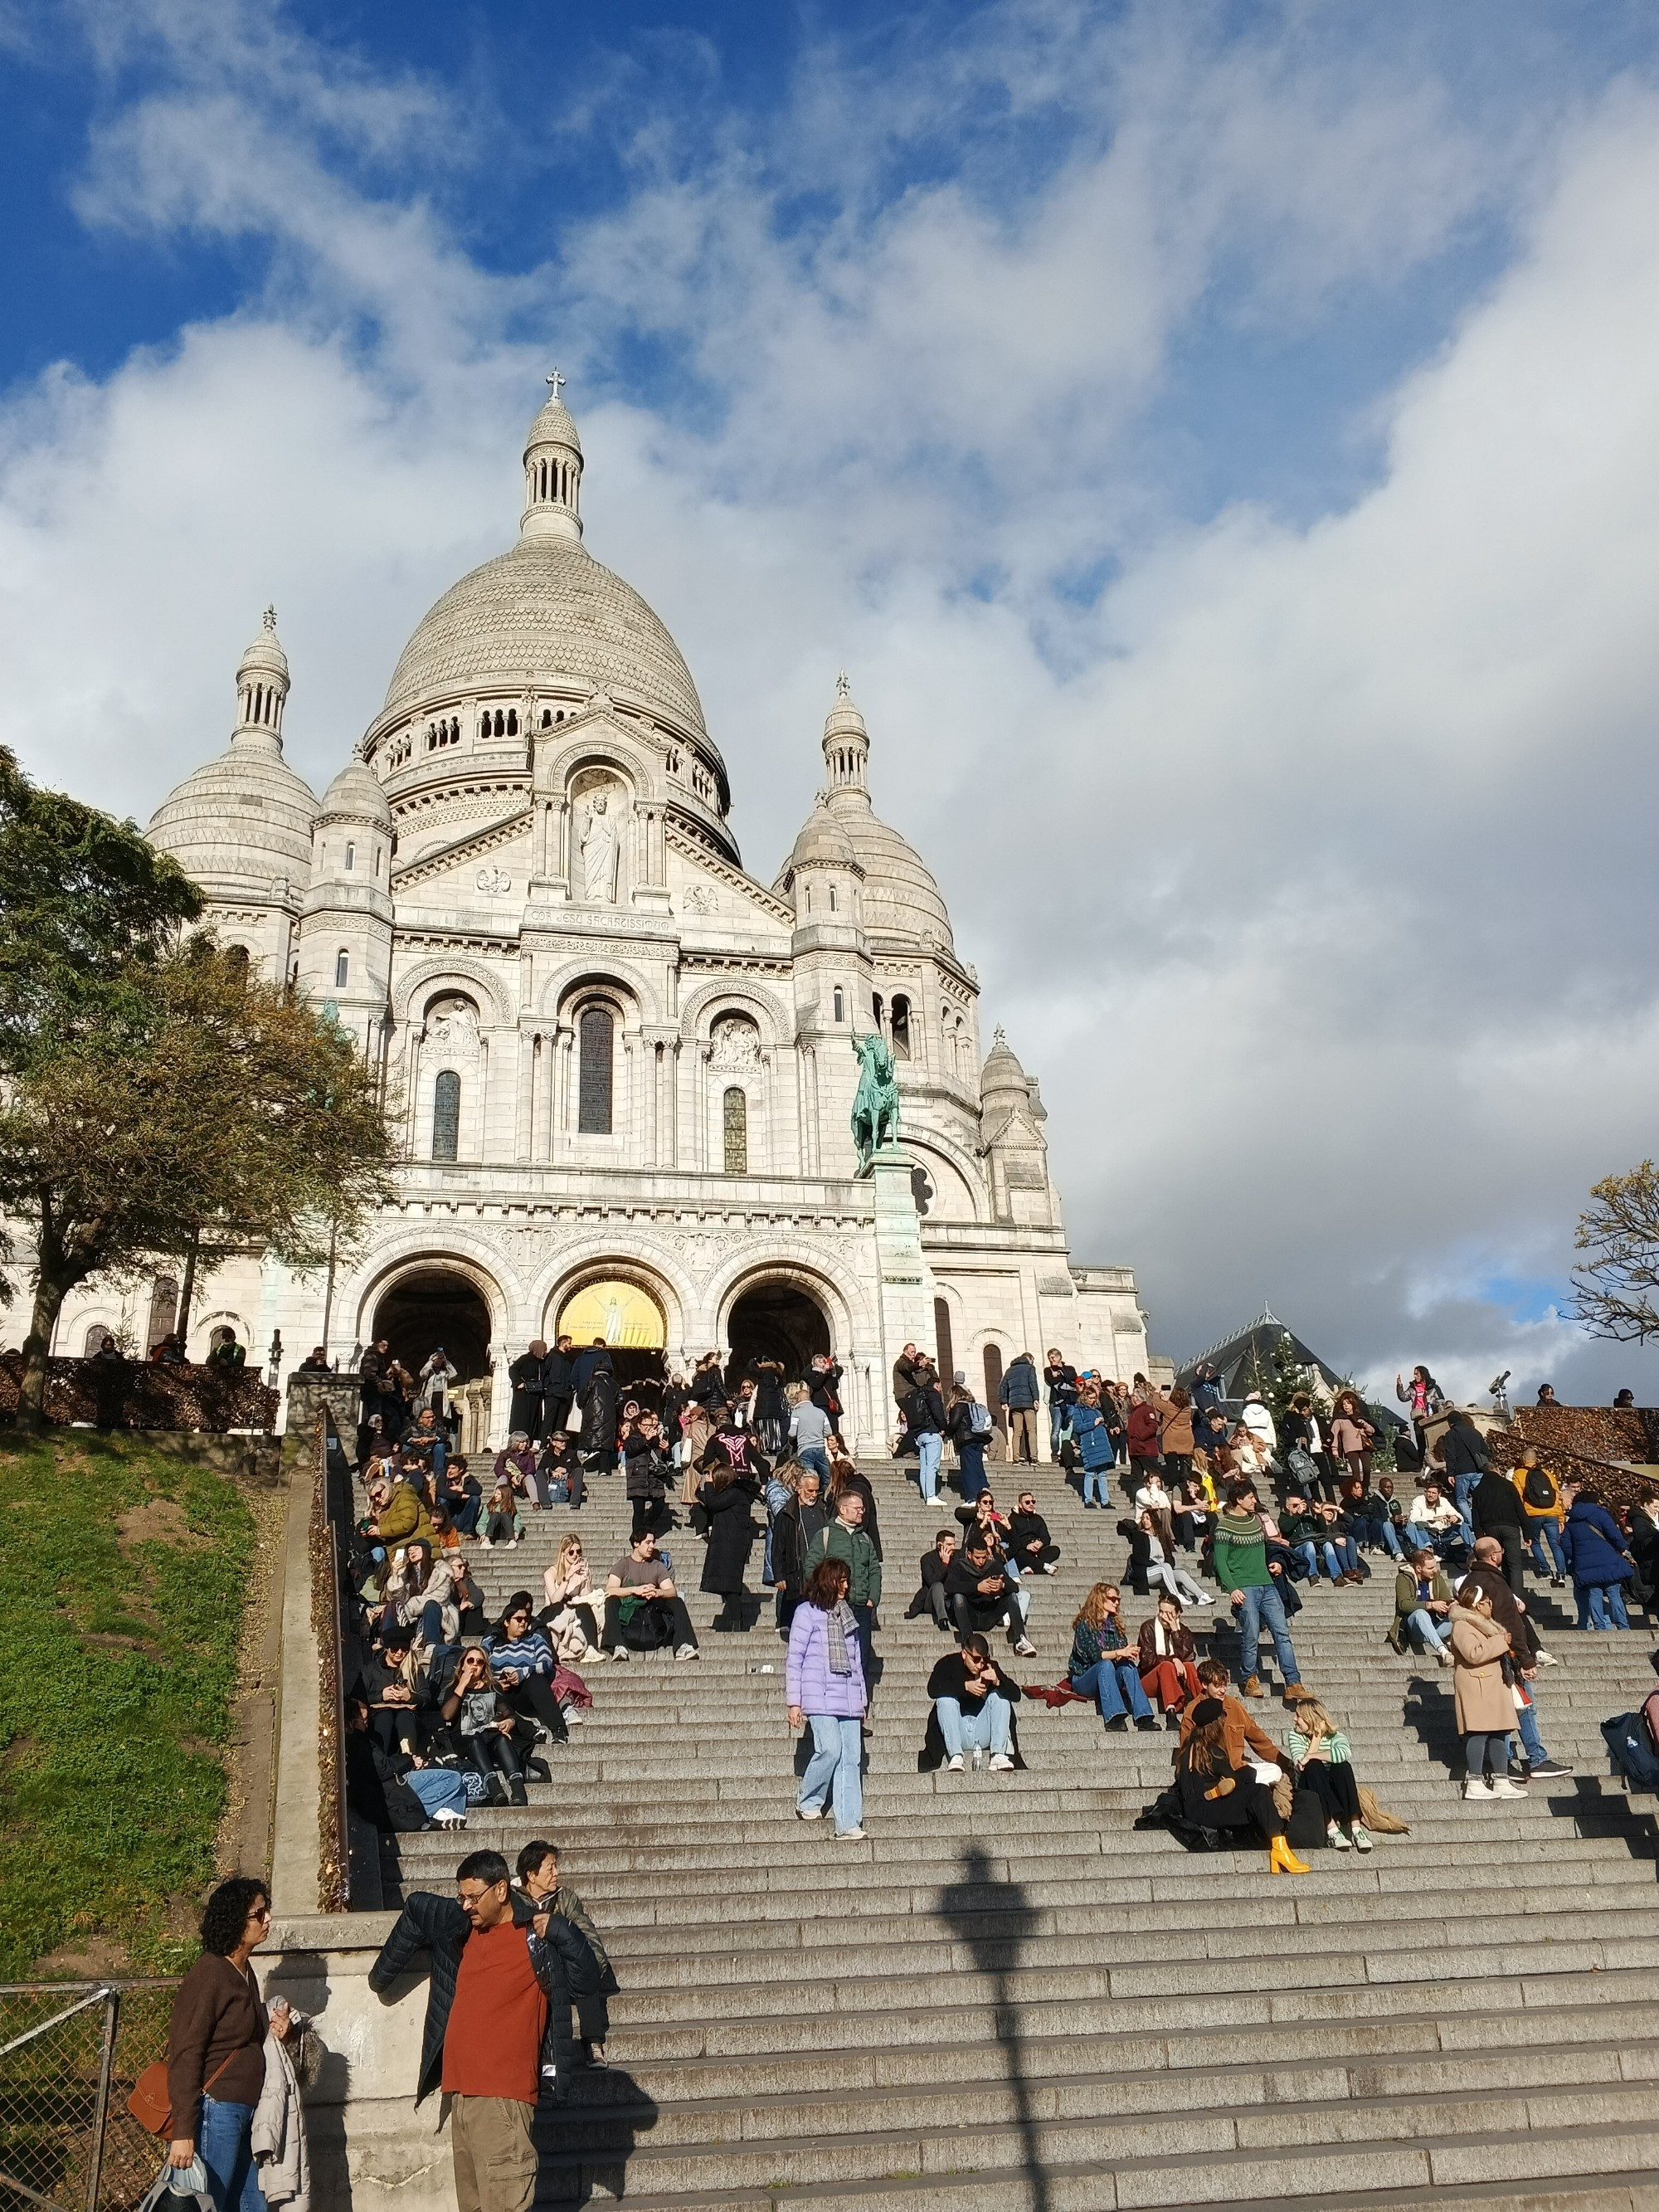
{"left": 1448, "top": 1584, "right": 1524, "bottom": 1801}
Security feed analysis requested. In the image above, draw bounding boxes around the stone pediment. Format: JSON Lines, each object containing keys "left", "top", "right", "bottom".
{"left": 393, "top": 806, "right": 533, "bottom": 891}
{"left": 667, "top": 821, "right": 794, "bottom": 928}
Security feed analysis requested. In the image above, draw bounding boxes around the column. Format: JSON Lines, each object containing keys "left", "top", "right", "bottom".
{"left": 514, "top": 1030, "right": 533, "bottom": 1162}
{"left": 531, "top": 1034, "right": 549, "bottom": 1163}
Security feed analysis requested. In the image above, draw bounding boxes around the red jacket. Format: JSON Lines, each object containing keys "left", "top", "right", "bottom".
{"left": 1127, "top": 1402, "right": 1160, "bottom": 1459}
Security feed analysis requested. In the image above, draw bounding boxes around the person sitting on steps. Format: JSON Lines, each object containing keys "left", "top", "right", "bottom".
{"left": 1068, "top": 1579, "right": 1159, "bottom": 1732}
{"left": 601, "top": 1531, "right": 700, "bottom": 1662}
{"left": 1284, "top": 1694, "right": 1372, "bottom": 1851}
{"left": 929, "top": 1633, "right": 1021, "bottom": 1771}
{"left": 1136, "top": 1591, "right": 1202, "bottom": 1724}
{"left": 1009, "top": 1491, "right": 1061, "bottom": 1576}
{"left": 1175, "top": 1697, "right": 1310, "bottom": 1873}
{"left": 905, "top": 1529, "right": 959, "bottom": 1632}
{"left": 440, "top": 1644, "right": 536, "bottom": 1807}
{"left": 946, "top": 1533, "right": 1038, "bottom": 1656}
{"left": 1387, "top": 1547, "right": 1456, "bottom": 1664}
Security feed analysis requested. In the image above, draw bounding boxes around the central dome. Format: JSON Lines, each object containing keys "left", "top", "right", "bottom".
{"left": 381, "top": 528, "right": 708, "bottom": 739}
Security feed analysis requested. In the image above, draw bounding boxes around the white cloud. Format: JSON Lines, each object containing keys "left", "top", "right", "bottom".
{"left": 3, "top": 1, "right": 1658, "bottom": 1400}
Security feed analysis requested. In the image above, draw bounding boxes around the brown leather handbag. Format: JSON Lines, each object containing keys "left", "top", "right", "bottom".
{"left": 127, "top": 2052, "right": 236, "bottom": 2137}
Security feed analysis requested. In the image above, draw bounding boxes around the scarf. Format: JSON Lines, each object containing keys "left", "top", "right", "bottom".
{"left": 825, "top": 1597, "right": 857, "bottom": 1675}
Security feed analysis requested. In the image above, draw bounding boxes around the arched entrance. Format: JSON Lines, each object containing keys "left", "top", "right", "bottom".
{"left": 725, "top": 1279, "right": 831, "bottom": 1390}
{"left": 372, "top": 1268, "right": 494, "bottom": 1382}
{"left": 555, "top": 1275, "right": 667, "bottom": 1404}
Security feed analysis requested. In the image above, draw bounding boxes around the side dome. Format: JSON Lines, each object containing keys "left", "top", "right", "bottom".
{"left": 149, "top": 610, "right": 319, "bottom": 901}
{"left": 320, "top": 754, "right": 392, "bottom": 829}
{"left": 777, "top": 795, "right": 860, "bottom": 884}
{"left": 379, "top": 534, "right": 709, "bottom": 741}
{"left": 836, "top": 809, "right": 954, "bottom": 950}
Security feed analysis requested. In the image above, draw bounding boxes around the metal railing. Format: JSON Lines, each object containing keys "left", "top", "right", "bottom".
{"left": 309, "top": 1411, "right": 355, "bottom": 1912}
{"left": 0, "top": 1983, "right": 175, "bottom": 2212}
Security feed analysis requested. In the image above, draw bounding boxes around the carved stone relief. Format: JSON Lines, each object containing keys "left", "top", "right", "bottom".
{"left": 708, "top": 1016, "right": 762, "bottom": 1070}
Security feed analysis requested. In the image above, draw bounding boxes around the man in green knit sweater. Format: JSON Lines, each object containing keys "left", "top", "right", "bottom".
{"left": 1213, "top": 1484, "right": 1310, "bottom": 1702}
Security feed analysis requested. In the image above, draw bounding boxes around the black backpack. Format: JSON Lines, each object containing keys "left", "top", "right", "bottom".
{"left": 1523, "top": 1467, "right": 1555, "bottom": 1511}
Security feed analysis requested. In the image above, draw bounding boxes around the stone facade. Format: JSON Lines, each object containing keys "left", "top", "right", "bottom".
{"left": 46, "top": 388, "right": 1149, "bottom": 1444}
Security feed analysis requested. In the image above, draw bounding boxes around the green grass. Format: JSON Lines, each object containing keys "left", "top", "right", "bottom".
{"left": 0, "top": 1431, "right": 255, "bottom": 1976}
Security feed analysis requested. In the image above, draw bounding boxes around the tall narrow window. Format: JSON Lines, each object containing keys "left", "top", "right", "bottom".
{"left": 345, "top": 841, "right": 356, "bottom": 871}
{"left": 833, "top": 987, "right": 844, "bottom": 1022}
{"left": 933, "top": 1298, "right": 956, "bottom": 1393}
{"left": 872, "top": 992, "right": 884, "bottom": 1030}
{"left": 892, "top": 995, "right": 912, "bottom": 1058}
{"left": 148, "top": 1275, "right": 179, "bottom": 1356}
{"left": 432, "top": 1069, "right": 460, "bottom": 1161}
{"left": 334, "top": 949, "right": 349, "bottom": 987}
{"left": 722, "top": 1086, "right": 747, "bottom": 1175}
{"left": 578, "top": 1006, "right": 615, "bottom": 1134}
{"left": 828, "top": 884, "right": 837, "bottom": 913}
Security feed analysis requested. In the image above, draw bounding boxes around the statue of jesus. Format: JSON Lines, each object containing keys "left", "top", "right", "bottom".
{"left": 578, "top": 792, "right": 618, "bottom": 904}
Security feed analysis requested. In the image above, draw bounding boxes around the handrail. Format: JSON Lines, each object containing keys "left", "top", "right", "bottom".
{"left": 308, "top": 1411, "right": 353, "bottom": 1912}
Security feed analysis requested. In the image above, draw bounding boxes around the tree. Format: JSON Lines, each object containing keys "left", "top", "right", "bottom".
{"left": 0, "top": 744, "right": 202, "bottom": 1077}
{"left": 0, "top": 940, "right": 397, "bottom": 1432}
{"left": 1570, "top": 1162, "right": 1659, "bottom": 1341}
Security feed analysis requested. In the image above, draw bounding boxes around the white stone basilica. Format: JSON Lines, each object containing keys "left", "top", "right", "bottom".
{"left": 57, "top": 384, "right": 1150, "bottom": 1445}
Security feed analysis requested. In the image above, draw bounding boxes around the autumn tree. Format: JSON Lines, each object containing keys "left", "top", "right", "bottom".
{"left": 2, "top": 943, "right": 396, "bottom": 1430}
{"left": 1571, "top": 1162, "right": 1659, "bottom": 1341}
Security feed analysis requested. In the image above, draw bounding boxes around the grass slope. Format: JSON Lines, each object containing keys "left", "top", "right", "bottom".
{"left": 0, "top": 1433, "right": 255, "bottom": 1976}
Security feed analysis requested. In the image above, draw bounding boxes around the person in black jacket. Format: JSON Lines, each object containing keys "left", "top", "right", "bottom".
{"left": 946, "top": 1537, "right": 1036, "bottom": 1654}
{"left": 808, "top": 1353, "right": 845, "bottom": 1445}
{"left": 1008, "top": 1492, "right": 1060, "bottom": 1576}
{"left": 1470, "top": 1464, "right": 1527, "bottom": 1596}
{"left": 904, "top": 1530, "right": 960, "bottom": 1631}
{"left": 539, "top": 1335, "right": 577, "bottom": 1440}
{"left": 367, "top": 1849, "right": 599, "bottom": 2212}
{"left": 771, "top": 1469, "right": 833, "bottom": 1631}
{"left": 902, "top": 1366, "right": 947, "bottom": 1501}
{"left": 1440, "top": 1410, "right": 1490, "bottom": 1520}
{"left": 923, "top": 1636, "right": 1024, "bottom": 1771}
{"left": 697, "top": 1460, "right": 763, "bottom": 1630}
{"left": 506, "top": 1343, "right": 546, "bottom": 1440}
{"left": 344, "top": 1697, "right": 469, "bottom": 1831}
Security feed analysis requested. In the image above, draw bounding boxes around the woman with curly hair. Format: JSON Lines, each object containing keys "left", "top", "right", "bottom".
{"left": 1175, "top": 1701, "right": 1309, "bottom": 1874}
{"left": 165, "top": 1875, "right": 296, "bottom": 2210}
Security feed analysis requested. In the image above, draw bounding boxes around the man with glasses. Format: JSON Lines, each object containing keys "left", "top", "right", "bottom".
{"left": 369, "top": 1849, "right": 599, "bottom": 2212}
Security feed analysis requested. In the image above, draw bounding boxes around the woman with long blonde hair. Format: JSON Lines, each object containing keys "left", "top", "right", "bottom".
{"left": 541, "top": 1532, "right": 604, "bottom": 1657}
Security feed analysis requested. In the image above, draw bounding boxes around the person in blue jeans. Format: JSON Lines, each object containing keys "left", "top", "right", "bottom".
{"left": 1068, "top": 1581, "right": 1160, "bottom": 1732}
{"left": 787, "top": 1386, "right": 834, "bottom": 1486}
{"left": 1043, "top": 1350, "right": 1078, "bottom": 1457}
{"left": 1071, "top": 1383, "right": 1116, "bottom": 1507}
{"left": 929, "top": 1636, "right": 1020, "bottom": 1771}
{"left": 1214, "top": 1484, "right": 1307, "bottom": 1701}
{"left": 786, "top": 1556, "right": 868, "bottom": 1839}
{"left": 166, "top": 1875, "right": 299, "bottom": 2212}
{"left": 1562, "top": 1486, "right": 1637, "bottom": 1630}
{"left": 902, "top": 1364, "right": 947, "bottom": 1503}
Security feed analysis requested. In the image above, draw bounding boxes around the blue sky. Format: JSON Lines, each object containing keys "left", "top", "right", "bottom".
{"left": 5, "top": 0, "right": 1659, "bottom": 1401}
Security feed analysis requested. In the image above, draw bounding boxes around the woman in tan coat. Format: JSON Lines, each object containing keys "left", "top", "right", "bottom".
{"left": 1448, "top": 1582, "right": 1524, "bottom": 1802}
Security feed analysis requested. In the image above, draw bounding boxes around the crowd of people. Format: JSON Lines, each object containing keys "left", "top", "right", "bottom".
{"left": 343, "top": 1325, "right": 1657, "bottom": 1854}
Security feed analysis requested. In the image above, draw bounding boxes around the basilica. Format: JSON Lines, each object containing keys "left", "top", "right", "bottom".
{"left": 58, "top": 385, "right": 1151, "bottom": 1446}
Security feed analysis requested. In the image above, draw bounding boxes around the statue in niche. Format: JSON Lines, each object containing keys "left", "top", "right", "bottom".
{"left": 709, "top": 1016, "right": 761, "bottom": 1070}
{"left": 426, "top": 996, "right": 480, "bottom": 1060}
{"left": 577, "top": 788, "right": 620, "bottom": 904}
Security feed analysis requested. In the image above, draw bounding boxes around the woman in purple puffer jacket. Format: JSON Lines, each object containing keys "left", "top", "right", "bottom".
{"left": 786, "top": 1557, "right": 868, "bottom": 1840}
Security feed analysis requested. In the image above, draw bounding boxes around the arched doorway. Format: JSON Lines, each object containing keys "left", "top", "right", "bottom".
{"left": 725, "top": 1279, "right": 831, "bottom": 1391}
{"left": 372, "top": 1268, "right": 493, "bottom": 1383}
{"left": 555, "top": 1275, "right": 667, "bottom": 1404}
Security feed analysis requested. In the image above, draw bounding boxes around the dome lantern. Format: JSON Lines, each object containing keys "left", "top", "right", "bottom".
{"left": 521, "top": 368, "right": 584, "bottom": 544}
{"left": 234, "top": 607, "right": 290, "bottom": 752}
{"left": 822, "top": 670, "right": 868, "bottom": 794}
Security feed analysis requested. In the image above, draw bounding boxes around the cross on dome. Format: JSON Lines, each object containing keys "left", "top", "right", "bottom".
{"left": 546, "top": 368, "right": 566, "bottom": 401}
{"left": 835, "top": 670, "right": 850, "bottom": 699}
{"left": 263, "top": 605, "right": 278, "bottom": 631}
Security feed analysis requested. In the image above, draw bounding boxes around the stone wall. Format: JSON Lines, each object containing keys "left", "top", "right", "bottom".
{"left": 0, "top": 1352, "right": 277, "bottom": 1432}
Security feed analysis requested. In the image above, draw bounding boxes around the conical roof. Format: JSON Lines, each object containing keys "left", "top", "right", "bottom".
{"left": 780, "top": 795, "right": 859, "bottom": 879}
{"left": 320, "top": 754, "right": 392, "bottom": 828}
{"left": 148, "top": 736, "right": 319, "bottom": 900}
{"left": 980, "top": 1026, "right": 1029, "bottom": 1094}
{"left": 526, "top": 397, "right": 582, "bottom": 454}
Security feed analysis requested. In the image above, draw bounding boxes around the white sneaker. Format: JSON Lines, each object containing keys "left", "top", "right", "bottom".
{"left": 795, "top": 1804, "right": 824, "bottom": 1821}
{"left": 610, "top": 1645, "right": 630, "bottom": 1662}
{"left": 480, "top": 1537, "right": 494, "bottom": 1548}
{"left": 1434, "top": 1645, "right": 1453, "bottom": 1666}
{"left": 832, "top": 1826, "right": 867, "bottom": 1841}
{"left": 1190, "top": 1592, "right": 1215, "bottom": 1605}
{"left": 988, "top": 1753, "right": 1014, "bottom": 1772}
{"left": 946, "top": 1754, "right": 965, "bottom": 1772}
{"left": 1352, "top": 1826, "right": 1372, "bottom": 1852}
{"left": 675, "top": 1644, "right": 701, "bottom": 1661}
{"left": 1535, "top": 1649, "right": 1559, "bottom": 1665}
{"left": 1463, "top": 1777, "right": 1496, "bottom": 1800}
{"left": 1014, "top": 1640, "right": 1037, "bottom": 1658}
{"left": 1041, "top": 1562, "right": 1058, "bottom": 1575}
{"left": 1489, "top": 1776, "right": 1527, "bottom": 1799}
{"left": 432, "top": 1807, "right": 467, "bottom": 1829}
{"left": 1328, "top": 1825, "right": 1351, "bottom": 1850}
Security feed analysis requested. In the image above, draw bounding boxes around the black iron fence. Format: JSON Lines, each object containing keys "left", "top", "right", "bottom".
{"left": 0, "top": 1983, "right": 177, "bottom": 2212}
{"left": 309, "top": 1412, "right": 356, "bottom": 1912}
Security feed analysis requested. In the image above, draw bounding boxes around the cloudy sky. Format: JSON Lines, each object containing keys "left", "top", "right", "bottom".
{"left": 3, "top": 0, "right": 1658, "bottom": 1405}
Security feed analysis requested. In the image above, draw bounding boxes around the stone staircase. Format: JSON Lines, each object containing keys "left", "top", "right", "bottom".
{"left": 379, "top": 1460, "right": 1659, "bottom": 2210}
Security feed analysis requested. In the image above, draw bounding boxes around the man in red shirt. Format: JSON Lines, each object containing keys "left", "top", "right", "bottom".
{"left": 369, "top": 1849, "right": 598, "bottom": 2212}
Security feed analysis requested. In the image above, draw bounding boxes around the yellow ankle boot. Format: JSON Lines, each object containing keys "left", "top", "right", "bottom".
{"left": 1269, "top": 1834, "right": 1311, "bottom": 1875}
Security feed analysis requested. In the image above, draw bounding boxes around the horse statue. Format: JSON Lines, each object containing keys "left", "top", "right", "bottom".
{"left": 850, "top": 1030, "right": 899, "bottom": 1172}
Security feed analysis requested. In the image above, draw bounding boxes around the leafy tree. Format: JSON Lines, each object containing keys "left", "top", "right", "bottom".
{"left": 0, "top": 744, "right": 202, "bottom": 1076}
{"left": 1571, "top": 1162, "right": 1659, "bottom": 1340}
{"left": 0, "top": 940, "right": 396, "bottom": 1433}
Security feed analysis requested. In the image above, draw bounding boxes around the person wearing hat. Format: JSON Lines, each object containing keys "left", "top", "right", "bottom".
{"left": 1175, "top": 1697, "right": 1309, "bottom": 1873}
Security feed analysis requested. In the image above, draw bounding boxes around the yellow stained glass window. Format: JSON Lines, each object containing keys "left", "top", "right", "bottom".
{"left": 557, "top": 1279, "right": 666, "bottom": 1349}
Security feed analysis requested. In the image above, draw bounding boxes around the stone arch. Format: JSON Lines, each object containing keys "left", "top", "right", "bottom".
{"left": 540, "top": 1252, "right": 688, "bottom": 1352}
{"left": 391, "top": 955, "right": 514, "bottom": 1030}
{"left": 711, "top": 1252, "right": 868, "bottom": 1363}
{"left": 539, "top": 957, "right": 664, "bottom": 1029}
{"left": 907, "top": 1135, "right": 987, "bottom": 1224}
{"left": 538, "top": 733, "right": 648, "bottom": 801}
{"left": 344, "top": 1237, "right": 523, "bottom": 1362}
{"left": 678, "top": 977, "right": 794, "bottom": 1051}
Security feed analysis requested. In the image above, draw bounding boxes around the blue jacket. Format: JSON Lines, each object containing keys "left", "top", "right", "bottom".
{"left": 1562, "top": 1498, "right": 1633, "bottom": 1586}
{"left": 1071, "top": 1401, "right": 1115, "bottom": 1471}
{"left": 999, "top": 1357, "right": 1040, "bottom": 1411}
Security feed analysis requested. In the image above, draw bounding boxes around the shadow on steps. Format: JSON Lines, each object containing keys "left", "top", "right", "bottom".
{"left": 536, "top": 2058, "right": 659, "bottom": 2207}
{"left": 937, "top": 1842, "right": 1049, "bottom": 2212}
